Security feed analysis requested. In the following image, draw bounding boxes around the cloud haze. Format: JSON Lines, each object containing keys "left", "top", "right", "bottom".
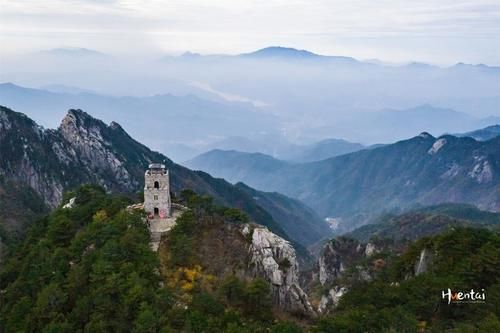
{"left": 1, "top": 0, "right": 499, "bottom": 64}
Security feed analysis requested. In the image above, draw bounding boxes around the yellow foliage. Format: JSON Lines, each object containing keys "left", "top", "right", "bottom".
{"left": 183, "top": 266, "right": 201, "bottom": 283}
{"left": 165, "top": 265, "right": 217, "bottom": 294}
{"left": 93, "top": 210, "right": 108, "bottom": 223}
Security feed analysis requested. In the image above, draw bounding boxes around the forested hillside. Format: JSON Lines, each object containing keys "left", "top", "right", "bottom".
{"left": 0, "top": 185, "right": 305, "bottom": 332}
{"left": 314, "top": 228, "right": 500, "bottom": 332}
{"left": 347, "top": 203, "right": 500, "bottom": 242}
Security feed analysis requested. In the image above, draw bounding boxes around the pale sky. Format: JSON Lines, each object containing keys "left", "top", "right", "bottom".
{"left": 1, "top": 0, "right": 500, "bottom": 65}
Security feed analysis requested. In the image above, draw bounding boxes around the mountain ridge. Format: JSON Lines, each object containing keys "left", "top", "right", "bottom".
{"left": 239, "top": 46, "right": 360, "bottom": 63}
{"left": 0, "top": 106, "right": 330, "bottom": 246}
{"left": 187, "top": 132, "right": 500, "bottom": 227}
{"left": 457, "top": 124, "right": 500, "bottom": 141}
{"left": 346, "top": 203, "right": 500, "bottom": 243}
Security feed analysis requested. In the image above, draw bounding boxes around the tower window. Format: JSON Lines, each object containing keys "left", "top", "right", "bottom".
{"left": 154, "top": 181, "right": 159, "bottom": 189}
{"left": 154, "top": 195, "right": 158, "bottom": 200}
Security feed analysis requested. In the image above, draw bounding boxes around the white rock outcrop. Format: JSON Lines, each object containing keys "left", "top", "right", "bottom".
{"left": 468, "top": 159, "right": 493, "bottom": 184}
{"left": 441, "top": 162, "right": 460, "bottom": 179}
{"left": 318, "top": 286, "right": 347, "bottom": 314}
{"left": 414, "top": 248, "right": 433, "bottom": 275}
{"left": 428, "top": 138, "right": 446, "bottom": 155}
{"left": 242, "top": 225, "right": 315, "bottom": 315}
{"left": 364, "top": 242, "right": 377, "bottom": 257}
{"left": 63, "top": 197, "right": 76, "bottom": 209}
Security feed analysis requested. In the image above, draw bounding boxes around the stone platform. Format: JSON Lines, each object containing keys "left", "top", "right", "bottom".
{"left": 127, "top": 202, "right": 187, "bottom": 251}
{"left": 148, "top": 208, "right": 184, "bottom": 251}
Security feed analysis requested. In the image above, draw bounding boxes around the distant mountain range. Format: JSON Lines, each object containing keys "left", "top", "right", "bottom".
{"left": 3, "top": 44, "right": 500, "bottom": 143}
{"left": 239, "top": 46, "right": 361, "bottom": 64}
{"left": 0, "top": 82, "right": 367, "bottom": 163}
{"left": 187, "top": 132, "right": 500, "bottom": 229}
{"left": 159, "top": 46, "right": 500, "bottom": 120}
{"left": 37, "top": 47, "right": 109, "bottom": 58}
{"left": 172, "top": 46, "right": 500, "bottom": 69}
{"left": 2, "top": 83, "right": 499, "bottom": 163}
{"left": 185, "top": 136, "right": 365, "bottom": 163}
{"left": 0, "top": 106, "right": 331, "bottom": 247}
{"left": 0, "top": 83, "right": 279, "bottom": 162}
{"left": 242, "top": 46, "right": 323, "bottom": 59}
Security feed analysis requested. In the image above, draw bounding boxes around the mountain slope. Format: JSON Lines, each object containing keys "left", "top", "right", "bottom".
{"left": 0, "top": 176, "right": 49, "bottom": 262}
{"left": 347, "top": 203, "right": 500, "bottom": 242}
{"left": 282, "top": 138, "right": 365, "bottom": 162}
{"left": 234, "top": 183, "right": 332, "bottom": 246}
{"left": 293, "top": 134, "right": 500, "bottom": 217}
{"left": 186, "top": 133, "right": 500, "bottom": 222}
{"left": 0, "top": 106, "right": 330, "bottom": 246}
{"left": 458, "top": 124, "right": 500, "bottom": 141}
{"left": 186, "top": 150, "right": 290, "bottom": 185}
{"left": 314, "top": 227, "right": 500, "bottom": 331}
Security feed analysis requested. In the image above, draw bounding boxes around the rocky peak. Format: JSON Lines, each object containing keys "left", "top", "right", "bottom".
{"left": 63, "top": 108, "right": 97, "bottom": 124}
{"left": 59, "top": 109, "right": 106, "bottom": 139}
{"left": 109, "top": 121, "right": 124, "bottom": 132}
{"left": 55, "top": 109, "right": 137, "bottom": 194}
{"left": 0, "top": 108, "right": 138, "bottom": 208}
{"left": 418, "top": 132, "right": 435, "bottom": 139}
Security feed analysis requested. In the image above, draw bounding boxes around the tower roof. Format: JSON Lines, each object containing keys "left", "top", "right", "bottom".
{"left": 148, "top": 163, "right": 165, "bottom": 169}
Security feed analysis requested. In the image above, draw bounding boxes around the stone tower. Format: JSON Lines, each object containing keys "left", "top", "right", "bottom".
{"left": 144, "top": 163, "right": 171, "bottom": 218}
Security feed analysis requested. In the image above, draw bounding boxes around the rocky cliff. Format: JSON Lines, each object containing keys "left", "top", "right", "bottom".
{"left": 158, "top": 199, "right": 315, "bottom": 316}
{"left": 0, "top": 107, "right": 142, "bottom": 207}
{"left": 312, "top": 237, "right": 389, "bottom": 314}
{"left": 58, "top": 111, "right": 139, "bottom": 193}
{"left": 242, "top": 225, "right": 315, "bottom": 314}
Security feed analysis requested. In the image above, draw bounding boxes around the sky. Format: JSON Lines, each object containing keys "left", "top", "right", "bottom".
{"left": 1, "top": 0, "right": 500, "bottom": 65}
